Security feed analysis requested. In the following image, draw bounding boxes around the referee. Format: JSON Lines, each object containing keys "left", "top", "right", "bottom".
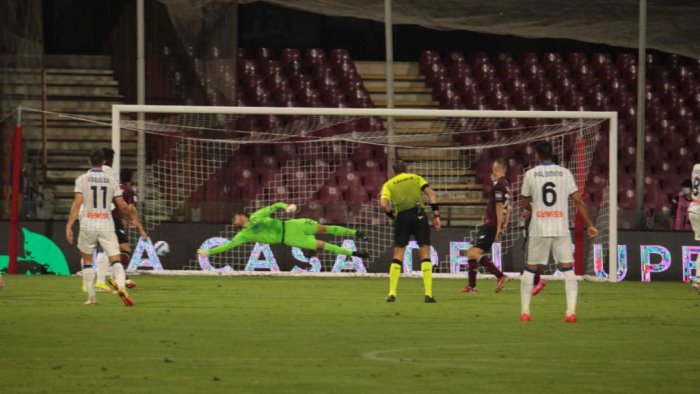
{"left": 380, "top": 160, "right": 441, "bottom": 303}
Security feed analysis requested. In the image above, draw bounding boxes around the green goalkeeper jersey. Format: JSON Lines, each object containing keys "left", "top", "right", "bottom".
{"left": 208, "top": 202, "right": 288, "bottom": 255}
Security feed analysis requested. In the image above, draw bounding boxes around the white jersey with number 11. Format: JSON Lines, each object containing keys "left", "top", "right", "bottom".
{"left": 75, "top": 169, "right": 122, "bottom": 232}
{"left": 521, "top": 162, "right": 578, "bottom": 237}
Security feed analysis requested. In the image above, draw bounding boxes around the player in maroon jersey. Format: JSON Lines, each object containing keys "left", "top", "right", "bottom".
{"left": 460, "top": 159, "right": 510, "bottom": 293}
{"left": 670, "top": 179, "right": 693, "bottom": 230}
{"left": 112, "top": 168, "right": 145, "bottom": 288}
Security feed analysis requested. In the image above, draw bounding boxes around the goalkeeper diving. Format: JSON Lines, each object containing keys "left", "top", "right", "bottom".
{"left": 197, "top": 202, "right": 370, "bottom": 259}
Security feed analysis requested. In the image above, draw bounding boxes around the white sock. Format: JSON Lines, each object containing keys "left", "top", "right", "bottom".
{"left": 83, "top": 266, "right": 96, "bottom": 297}
{"left": 563, "top": 269, "right": 578, "bottom": 316}
{"left": 96, "top": 253, "right": 109, "bottom": 284}
{"left": 112, "top": 262, "right": 126, "bottom": 289}
{"left": 520, "top": 270, "right": 535, "bottom": 315}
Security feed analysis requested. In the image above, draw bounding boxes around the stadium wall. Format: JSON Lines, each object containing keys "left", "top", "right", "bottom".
{"left": 0, "top": 221, "right": 696, "bottom": 282}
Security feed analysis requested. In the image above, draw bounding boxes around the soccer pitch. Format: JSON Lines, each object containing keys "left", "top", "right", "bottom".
{"left": 1, "top": 276, "right": 698, "bottom": 394}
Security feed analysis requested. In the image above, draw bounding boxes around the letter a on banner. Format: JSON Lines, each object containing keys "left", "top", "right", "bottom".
{"left": 332, "top": 240, "right": 367, "bottom": 273}
{"left": 244, "top": 243, "right": 280, "bottom": 272}
{"left": 127, "top": 237, "right": 163, "bottom": 271}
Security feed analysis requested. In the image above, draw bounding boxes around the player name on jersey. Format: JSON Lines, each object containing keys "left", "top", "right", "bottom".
{"left": 533, "top": 169, "right": 564, "bottom": 177}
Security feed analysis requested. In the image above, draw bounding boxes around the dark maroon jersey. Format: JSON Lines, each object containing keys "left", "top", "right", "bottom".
{"left": 483, "top": 177, "right": 511, "bottom": 227}
{"left": 113, "top": 183, "right": 137, "bottom": 220}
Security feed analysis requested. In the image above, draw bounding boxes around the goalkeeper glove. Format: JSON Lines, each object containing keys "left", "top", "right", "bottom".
{"left": 285, "top": 204, "right": 297, "bottom": 213}
{"left": 197, "top": 248, "right": 209, "bottom": 257}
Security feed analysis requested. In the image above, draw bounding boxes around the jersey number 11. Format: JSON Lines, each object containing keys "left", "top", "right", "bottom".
{"left": 91, "top": 186, "right": 107, "bottom": 209}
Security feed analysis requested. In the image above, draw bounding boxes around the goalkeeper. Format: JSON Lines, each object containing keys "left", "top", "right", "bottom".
{"left": 197, "top": 202, "right": 370, "bottom": 259}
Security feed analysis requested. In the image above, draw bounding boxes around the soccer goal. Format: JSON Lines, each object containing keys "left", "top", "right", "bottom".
{"left": 111, "top": 105, "right": 618, "bottom": 280}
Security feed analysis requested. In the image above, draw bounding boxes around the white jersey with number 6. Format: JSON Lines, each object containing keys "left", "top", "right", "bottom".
{"left": 521, "top": 162, "right": 578, "bottom": 237}
{"left": 74, "top": 169, "right": 122, "bottom": 232}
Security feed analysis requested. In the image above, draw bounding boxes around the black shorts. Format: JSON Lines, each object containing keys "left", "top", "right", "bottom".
{"left": 114, "top": 217, "right": 129, "bottom": 245}
{"left": 394, "top": 209, "right": 431, "bottom": 247}
{"left": 472, "top": 225, "right": 497, "bottom": 252}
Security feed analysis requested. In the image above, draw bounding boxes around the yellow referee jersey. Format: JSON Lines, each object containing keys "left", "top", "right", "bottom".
{"left": 380, "top": 172, "right": 429, "bottom": 213}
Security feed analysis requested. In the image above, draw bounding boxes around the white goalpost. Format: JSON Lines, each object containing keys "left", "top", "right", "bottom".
{"left": 111, "top": 105, "right": 618, "bottom": 281}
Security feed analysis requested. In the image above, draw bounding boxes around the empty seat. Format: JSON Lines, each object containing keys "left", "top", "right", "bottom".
{"left": 280, "top": 48, "right": 301, "bottom": 64}
{"left": 345, "top": 186, "right": 369, "bottom": 206}
{"left": 362, "top": 169, "right": 385, "bottom": 198}
{"left": 304, "top": 201, "right": 325, "bottom": 220}
{"left": 324, "top": 203, "right": 348, "bottom": 224}
{"left": 337, "top": 170, "right": 363, "bottom": 193}
{"left": 318, "top": 184, "right": 343, "bottom": 204}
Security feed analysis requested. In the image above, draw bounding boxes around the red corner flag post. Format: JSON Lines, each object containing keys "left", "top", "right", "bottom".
{"left": 573, "top": 135, "right": 586, "bottom": 275}
{"left": 8, "top": 111, "right": 22, "bottom": 275}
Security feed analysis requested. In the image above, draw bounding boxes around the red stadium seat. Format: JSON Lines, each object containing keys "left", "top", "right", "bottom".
{"left": 233, "top": 167, "right": 256, "bottom": 190}
{"left": 448, "top": 51, "right": 467, "bottom": 65}
{"left": 257, "top": 48, "right": 274, "bottom": 63}
{"left": 280, "top": 48, "right": 301, "bottom": 64}
{"left": 420, "top": 50, "right": 440, "bottom": 73}
{"left": 345, "top": 186, "right": 369, "bottom": 207}
{"left": 362, "top": 169, "right": 385, "bottom": 198}
{"left": 318, "top": 184, "right": 343, "bottom": 204}
{"left": 468, "top": 51, "right": 490, "bottom": 66}
{"left": 304, "top": 200, "right": 325, "bottom": 220}
{"left": 542, "top": 52, "right": 564, "bottom": 69}
{"left": 619, "top": 188, "right": 636, "bottom": 210}
{"left": 616, "top": 53, "right": 636, "bottom": 70}
{"left": 335, "top": 160, "right": 355, "bottom": 179}
{"left": 324, "top": 203, "right": 348, "bottom": 224}
{"left": 257, "top": 167, "right": 278, "bottom": 184}
{"left": 337, "top": 171, "right": 363, "bottom": 193}
{"left": 591, "top": 53, "right": 612, "bottom": 70}
{"left": 283, "top": 60, "right": 305, "bottom": 77}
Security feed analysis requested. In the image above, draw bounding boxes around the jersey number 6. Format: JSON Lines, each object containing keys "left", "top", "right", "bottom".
{"left": 542, "top": 182, "right": 557, "bottom": 207}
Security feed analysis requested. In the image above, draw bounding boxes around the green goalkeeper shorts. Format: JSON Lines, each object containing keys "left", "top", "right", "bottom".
{"left": 283, "top": 219, "right": 319, "bottom": 250}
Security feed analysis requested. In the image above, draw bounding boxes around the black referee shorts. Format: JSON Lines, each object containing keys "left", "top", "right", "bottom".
{"left": 114, "top": 217, "right": 129, "bottom": 245}
{"left": 394, "top": 209, "right": 431, "bottom": 247}
{"left": 472, "top": 225, "right": 497, "bottom": 252}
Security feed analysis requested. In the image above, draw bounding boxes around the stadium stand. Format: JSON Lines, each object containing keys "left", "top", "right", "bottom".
{"left": 420, "top": 50, "right": 700, "bottom": 219}
{"left": 4, "top": 56, "right": 136, "bottom": 219}
{"left": 136, "top": 46, "right": 700, "bottom": 225}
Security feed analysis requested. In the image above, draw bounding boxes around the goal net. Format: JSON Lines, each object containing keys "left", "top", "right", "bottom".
{"left": 111, "top": 106, "right": 618, "bottom": 279}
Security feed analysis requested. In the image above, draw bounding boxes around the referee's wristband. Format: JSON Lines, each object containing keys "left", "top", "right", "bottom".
{"left": 430, "top": 203, "right": 440, "bottom": 214}
{"left": 385, "top": 209, "right": 396, "bottom": 220}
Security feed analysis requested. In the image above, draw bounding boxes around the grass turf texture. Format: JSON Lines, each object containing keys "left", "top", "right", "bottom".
{"left": 0, "top": 276, "right": 698, "bottom": 394}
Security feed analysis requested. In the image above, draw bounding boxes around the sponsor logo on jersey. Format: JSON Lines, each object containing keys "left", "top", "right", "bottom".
{"left": 536, "top": 210, "right": 564, "bottom": 218}
{"left": 87, "top": 212, "right": 110, "bottom": 219}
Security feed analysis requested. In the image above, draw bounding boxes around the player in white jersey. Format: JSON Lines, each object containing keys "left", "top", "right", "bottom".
{"left": 93, "top": 147, "right": 139, "bottom": 290}
{"left": 688, "top": 164, "right": 700, "bottom": 293}
{"left": 519, "top": 141, "right": 598, "bottom": 323}
{"left": 78, "top": 148, "right": 119, "bottom": 294}
{"left": 66, "top": 149, "right": 143, "bottom": 306}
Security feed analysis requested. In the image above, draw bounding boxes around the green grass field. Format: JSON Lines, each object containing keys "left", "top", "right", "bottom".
{"left": 0, "top": 275, "right": 698, "bottom": 394}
